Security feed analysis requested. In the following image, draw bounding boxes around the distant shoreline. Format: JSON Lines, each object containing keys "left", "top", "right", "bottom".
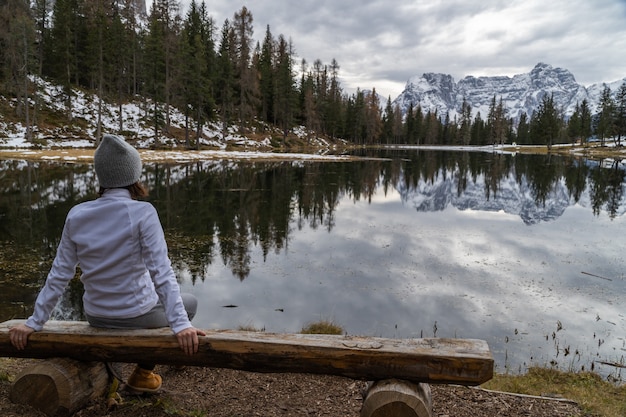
{"left": 1, "top": 142, "right": 625, "bottom": 163}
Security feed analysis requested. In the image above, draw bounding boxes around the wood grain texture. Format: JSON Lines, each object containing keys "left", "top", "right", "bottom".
{"left": 10, "top": 358, "right": 108, "bottom": 417}
{"left": 0, "top": 320, "right": 493, "bottom": 385}
{"left": 361, "top": 379, "right": 432, "bottom": 417}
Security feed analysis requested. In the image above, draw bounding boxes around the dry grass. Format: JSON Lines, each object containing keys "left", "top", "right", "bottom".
{"left": 234, "top": 319, "right": 345, "bottom": 335}
{"left": 300, "top": 319, "right": 344, "bottom": 335}
{"left": 483, "top": 367, "right": 626, "bottom": 417}
{"left": 501, "top": 142, "right": 626, "bottom": 159}
{"left": 0, "top": 148, "right": 96, "bottom": 161}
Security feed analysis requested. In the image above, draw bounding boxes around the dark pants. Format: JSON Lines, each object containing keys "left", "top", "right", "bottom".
{"left": 85, "top": 293, "right": 198, "bottom": 370}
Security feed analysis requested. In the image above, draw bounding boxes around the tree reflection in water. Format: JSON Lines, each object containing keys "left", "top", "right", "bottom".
{"left": 0, "top": 150, "right": 624, "bottom": 379}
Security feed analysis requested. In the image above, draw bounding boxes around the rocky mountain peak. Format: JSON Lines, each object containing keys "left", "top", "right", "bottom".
{"left": 392, "top": 63, "right": 625, "bottom": 123}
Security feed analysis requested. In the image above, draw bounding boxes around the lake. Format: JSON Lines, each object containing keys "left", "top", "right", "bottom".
{"left": 0, "top": 148, "right": 624, "bottom": 381}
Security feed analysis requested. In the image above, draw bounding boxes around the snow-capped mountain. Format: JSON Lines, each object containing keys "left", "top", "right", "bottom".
{"left": 393, "top": 62, "right": 626, "bottom": 123}
{"left": 395, "top": 158, "right": 626, "bottom": 225}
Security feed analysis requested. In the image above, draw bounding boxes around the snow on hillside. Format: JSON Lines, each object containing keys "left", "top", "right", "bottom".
{"left": 0, "top": 77, "right": 331, "bottom": 150}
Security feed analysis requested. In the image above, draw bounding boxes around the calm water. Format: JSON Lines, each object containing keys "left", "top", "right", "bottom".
{"left": 1, "top": 149, "right": 624, "bottom": 380}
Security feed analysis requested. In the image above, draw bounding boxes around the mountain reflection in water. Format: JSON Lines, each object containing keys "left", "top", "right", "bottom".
{"left": 0, "top": 150, "right": 624, "bottom": 381}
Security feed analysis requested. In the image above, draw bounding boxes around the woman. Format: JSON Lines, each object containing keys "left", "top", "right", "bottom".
{"left": 9, "top": 134, "right": 206, "bottom": 393}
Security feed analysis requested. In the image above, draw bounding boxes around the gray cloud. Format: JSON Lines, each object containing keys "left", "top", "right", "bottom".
{"left": 170, "top": 0, "right": 626, "bottom": 98}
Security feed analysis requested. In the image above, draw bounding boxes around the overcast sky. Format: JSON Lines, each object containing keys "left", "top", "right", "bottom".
{"left": 169, "top": 0, "right": 626, "bottom": 99}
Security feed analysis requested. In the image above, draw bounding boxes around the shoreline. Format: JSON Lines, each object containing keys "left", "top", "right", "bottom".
{"left": 1, "top": 142, "right": 626, "bottom": 163}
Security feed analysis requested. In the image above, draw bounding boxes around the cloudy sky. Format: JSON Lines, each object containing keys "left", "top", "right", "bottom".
{"left": 171, "top": 0, "right": 626, "bottom": 99}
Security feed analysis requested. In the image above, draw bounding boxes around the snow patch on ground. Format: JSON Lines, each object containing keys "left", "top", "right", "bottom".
{"left": 0, "top": 77, "right": 335, "bottom": 152}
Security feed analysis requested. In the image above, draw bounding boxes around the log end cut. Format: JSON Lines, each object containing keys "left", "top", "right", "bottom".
{"left": 361, "top": 379, "right": 432, "bottom": 417}
{"left": 10, "top": 358, "right": 109, "bottom": 417}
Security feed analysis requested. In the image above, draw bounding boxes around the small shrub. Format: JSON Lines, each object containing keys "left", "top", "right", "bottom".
{"left": 300, "top": 320, "right": 343, "bottom": 335}
{"left": 237, "top": 324, "right": 264, "bottom": 332}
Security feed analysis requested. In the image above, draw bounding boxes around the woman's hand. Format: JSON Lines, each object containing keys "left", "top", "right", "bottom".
{"left": 9, "top": 324, "right": 35, "bottom": 350}
{"left": 175, "top": 327, "right": 206, "bottom": 355}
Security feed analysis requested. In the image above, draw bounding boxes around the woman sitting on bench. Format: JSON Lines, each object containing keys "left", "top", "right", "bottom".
{"left": 8, "top": 134, "right": 206, "bottom": 393}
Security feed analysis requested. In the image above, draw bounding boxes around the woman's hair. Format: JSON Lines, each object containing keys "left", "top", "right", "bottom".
{"left": 98, "top": 182, "right": 149, "bottom": 199}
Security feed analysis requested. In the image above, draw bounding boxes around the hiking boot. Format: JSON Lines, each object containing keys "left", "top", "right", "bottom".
{"left": 127, "top": 366, "right": 162, "bottom": 393}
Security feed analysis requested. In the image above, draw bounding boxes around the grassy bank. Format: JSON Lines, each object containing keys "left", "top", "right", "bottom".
{"left": 484, "top": 367, "right": 625, "bottom": 417}
{"left": 502, "top": 141, "right": 626, "bottom": 160}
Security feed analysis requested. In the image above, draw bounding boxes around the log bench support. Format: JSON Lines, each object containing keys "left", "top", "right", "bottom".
{"left": 10, "top": 358, "right": 109, "bottom": 417}
{"left": 0, "top": 320, "right": 493, "bottom": 417}
{"left": 362, "top": 379, "right": 432, "bottom": 417}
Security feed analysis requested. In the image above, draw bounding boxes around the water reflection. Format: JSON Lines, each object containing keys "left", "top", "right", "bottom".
{"left": 0, "top": 150, "right": 624, "bottom": 380}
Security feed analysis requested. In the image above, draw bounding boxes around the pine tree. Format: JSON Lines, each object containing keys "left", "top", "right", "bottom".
{"left": 364, "top": 88, "right": 382, "bottom": 143}
{"left": 487, "top": 96, "right": 508, "bottom": 145}
{"left": 232, "top": 6, "right": 258, "bottom": 131}
{"left": 312, "top": 59, "right": 328, "bottom": 135}
{"left": 215, "top": 19, "right": 236, "bottom": 139}
{"left": 614, "top": 82, "right": 626, "bottom": 146}
{"left": 82, "top": 0, "right": 107, "bottom": 139}
{"left": 258, "top": 25, "right": 274, "bottom": 124}
{"left": 459, "top": 97, "right": 472, "bottom": 145}
{"left": 298, "top": 59, "right": 318, "bottom": 139}
{"left": 533, "top": 94, "right": 560, "bottom": 149}
{"left": 181, "top": 0, "right": 216, "bottom": 148}
{"left": 159, "top": 0, "right": 182, "bottom": 134}
{"left": 32, "top": 0, "right": 52, "bottom": 128}
{"left": 596, "top": 84, "right": 615, "bottom": 146}
{"left": 414, "top": 105, "right": 423, "bottom": 144}
{"left": 516, "top": 112, "right": 529, "bottom": 145}
{"left": 382, "top": 97, "right": 394, "bottom": 144}
{"left": 180, "top": 0, "right": 203, "bottom": 145}
{"left": 108, "top": 5, "right": 135, "bottom": 133}
{"left": 568, "top": 102, "right": 582, "bottom": 143}
{"left": 346, "top": 89, "right": 366, "bottom": 144}
{"left": 391, "top": 102, "right": 404, "bottom": 143}
{"left": 0, "top": 0, "right": 37, "bottom": 140}
{"left": 472, "top": 112, "right": 486, "bottom": 145}
{"left": 579, "top": 99, "right": 592, "bottom": 144}
{"left": 326, "top": 59, "right": 342, "bottom": 139}
{"left": 404, "top": 103, "right": 415, "bottom": 144}
{"left": 442, "top": 112, "right": 453, "bottom": 145}
{"left": 32, "top": 0, "right": 51, "bottom": 76}
{"left": 567, "top": 99, "right": 591, "bottom": 145}
{"left": 423, "top": 110, "right": 440, "bottom": 144}
{"left": 119, "top": 0, "right": 143, "bottom": 97}
{"left": 47, "top": 0, "right": 83, "bottom": 120}
{"left": 144, "top": 3, "right": 167, "bottom": 142}
{"left": 487, "top": 96, "right": 497, "bottom": 144}
{"left": 273, "top": 35, "right": 297, "bottom": 140}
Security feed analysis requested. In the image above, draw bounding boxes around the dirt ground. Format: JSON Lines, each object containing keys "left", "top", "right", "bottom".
{"left": 0, "top": 359, "right": 586, "bottom": 417}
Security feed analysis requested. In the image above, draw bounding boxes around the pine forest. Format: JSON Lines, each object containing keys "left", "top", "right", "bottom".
{"left": 1, "top": 0, "right": 626, "bottom": 148}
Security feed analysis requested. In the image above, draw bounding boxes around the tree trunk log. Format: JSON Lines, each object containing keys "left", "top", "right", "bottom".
{"left": 10, "top": 358, "right": 109, "bottom": 417}
{"left": 361, "top": 379, "right": 432, "bottom": 417}
{"left": 0, "top": 320, "right": 493, "bottom": 385}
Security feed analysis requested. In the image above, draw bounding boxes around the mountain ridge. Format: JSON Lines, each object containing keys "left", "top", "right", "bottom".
{"left": 392, "top": 62, "right": 626, "bottom": 123}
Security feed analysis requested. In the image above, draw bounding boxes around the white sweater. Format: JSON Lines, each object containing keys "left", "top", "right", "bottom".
{"left": 26, "top": 188, "right": 192, "bottom": 334}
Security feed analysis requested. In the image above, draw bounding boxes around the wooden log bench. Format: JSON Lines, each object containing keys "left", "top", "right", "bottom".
{"left": 0, "top": 319, "right": 493, "bottom": 417}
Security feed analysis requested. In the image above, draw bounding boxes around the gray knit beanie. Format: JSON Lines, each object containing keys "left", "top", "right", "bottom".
{"left": 94, "top": 134, "right": 142, "bottom": 188}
